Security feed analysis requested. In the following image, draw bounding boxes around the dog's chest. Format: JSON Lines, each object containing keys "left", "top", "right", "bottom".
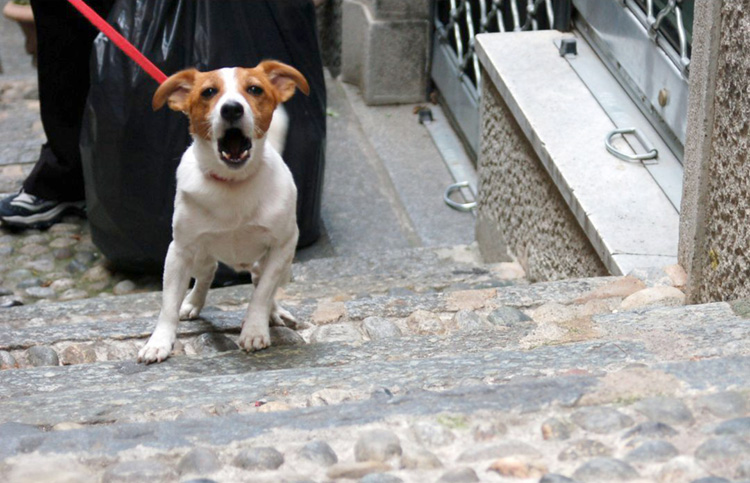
{"left": 199, "top": 224, "right": 272, "bottom": 268}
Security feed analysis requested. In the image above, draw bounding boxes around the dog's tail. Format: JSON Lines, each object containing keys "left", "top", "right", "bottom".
{"left": 267, "top": 105, "right": 289, "bottom": 154}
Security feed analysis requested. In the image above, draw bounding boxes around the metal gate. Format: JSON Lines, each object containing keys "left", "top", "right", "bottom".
{"left": 431, "top": 0, "right": 571, "bottom": 160}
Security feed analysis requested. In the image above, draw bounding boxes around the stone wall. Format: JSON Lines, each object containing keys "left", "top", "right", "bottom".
{"left": 476, "top": 75, "right": 608, "bottom": 282}
{"left": 679, "top": 0, "right": 750, "bottom": 303}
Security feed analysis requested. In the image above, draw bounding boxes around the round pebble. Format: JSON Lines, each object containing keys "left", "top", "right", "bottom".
{"left": 359, "top": 474, "right": 403, "bottom": 483}
{"left": 558, "top": 439, "right": 612, "bottom": 461}
{"left": 539, "top": 475, "right": 579, "bottom": 483}
{"left": 634, "top": 397, "right": 695, "bottom": 426}
{"left": 53, "top": 247, "right": 75, "bottom": 260}
{"left": 363, "top": 317, "right": 402, "bottom": 340}
{"left": 570, "top": 407, "right": 634, "bottom": 434}
{"left": 26, "top": 346, "right": 59, "bottom": 367}
{"left": 437, "top": 467, "right": 480, "bottom": 483}
{"left": 178, "top": 447, "right": 221, "bottom": 475}
{"left": 49, "top": 278, "right": 76, "bottom": 292}
{"left": 625, "top": 439, "right": 679, "bottom": 463}
{"left": 411, "top": 421, "right": 455, "bottom": 447}
{"left": 233, "top": 447, "right": 284, "bottom": 470}
{"left": 25, "top": 286, "right": 56, "bottom": 299}
{"left": 113, "top": 280, "right": 136, "bottom": 295}
{"left": 694, "top": 436, "right": 750, "bottom": 477}
{"left": 695, "top": 392, "right": 748, "bottom": 418}
{"left": 399, "top": 448, "right": 443, "bottom": 470}
{"left": 0, "top": 350, "right": 18, "bottom": 370}
{"left": 542, "top": 417, "right": 572, "bottom": 441}
{"left": 451, "top": 310, "right": 490, "bottom": 332}
{"left": 25, "top": 258, "right": 55, "bottom": 272}
{"left": 310, "top": 323, "right": 363, "bottom": 343}
{"left": 714, "top": 417, "right": 750, "bottom": 438}
{"left": 50, "top": 237, "right": 77, "bottom": 248}
{"left": 572, "top": 457, "right": 639, "bottom": 482}
{"left": 354, "top": 429, "right": 402, "bottom": 462}
{"left": 60, "top": 345, "right": 97, "bottom": 365}
{"left": 16, "top": 278, "right": 42, "bottom": 289}
{"left": 193, "top": 333, "right": 239, "bottom": 354}
{"left": 59, "top": 289, "right": 88, "bottom": 301}
{"left": 270, "top": 326, "right": 306, "bottom": 346}
{"left": 102, "top": 460, "right": 177, "bottom": 483}
{"left": 621, "top": 421, "right": 678, "bottom": 443}
{"left": 406, "top": 310, "right": 447, "bottom": 335}
{"left": 472, "top": 420, "right": 508, "bottom": 441}
{"left": 298, "top": 440, "right": 338, "bottom": 466}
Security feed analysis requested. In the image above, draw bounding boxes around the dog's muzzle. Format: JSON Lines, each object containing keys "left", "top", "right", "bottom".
{"left": 218, "top": 128, "right": 252, "bottom": 167}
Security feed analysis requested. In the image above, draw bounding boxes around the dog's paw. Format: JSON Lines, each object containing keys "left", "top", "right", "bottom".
{"left": 270, "top": 304, "right": 299, "bottom": 329}
{"left": 137, "top": 333, "right": 174, "bottom": 364}
{"left": 238, "top": 328, "right": 271, "bottom": 352}
{"left": 179, "top": 301, "right": 203, "bottom": 320}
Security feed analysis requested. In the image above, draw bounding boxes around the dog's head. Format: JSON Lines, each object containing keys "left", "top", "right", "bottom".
{"left": 153, "top": 61, "right": 309, "bottom": 175}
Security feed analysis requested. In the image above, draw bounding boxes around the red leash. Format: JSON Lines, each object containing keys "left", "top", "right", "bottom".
{"left": 67, "top": 0, "right": 168, "bottom": 84}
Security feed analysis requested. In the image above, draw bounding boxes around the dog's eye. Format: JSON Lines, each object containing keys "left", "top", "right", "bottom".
{"left": 247, "top": 85, "right": 264, "bottom": 96}
{"left": 201, "top": 87, "right": 217, "bottom": 99}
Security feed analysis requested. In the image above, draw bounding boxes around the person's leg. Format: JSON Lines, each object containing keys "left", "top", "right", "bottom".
{"left": 25, "top": 0, "right": 114, "bottom": 201}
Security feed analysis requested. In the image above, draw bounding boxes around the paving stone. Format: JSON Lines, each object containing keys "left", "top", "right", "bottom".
{"left": 193, "top": 333, "right": 238, "bottom": 354}
{"left": 558, "top": 439, "right": 612, "bottom": 461}
{"left": 298, "top": 440, "right": 338, "bottom": 466}
{"left": 0, "top": 350, "right": 18, "bottom": 369}
{"left": 488, "top": 456, "right": 547, "bottom": 478}
{"left": 570, "top": 407, "right": 634, "bottom": 434}
{"left": 362, "top": 317, "right": 402, "bottom": 340}
{"left": 542, "top": 417, "right": 572, "bottom": 441}
{"left": 59, "top": 289, "right": 88, "bottom": 301}
{"left": 714, "top": 417, "right": 750, "bottom": 438}
{"left": 359, "top": 473, "right": 403, "bottom": 483}
{"left": 177, "top": 447, "right": 221, "bottom": 475}
{"left": 25, "top": 258, "right": 54, "bottom": 273}
{"left": 694, "top": 436, "right": 750, "bottom": 477}
{"left": 736, "top": 460, "right": 750, "bottom": 479}
{"left": 411, "top": 420, "right": 455, "bottom": 447}
{"left": 695, "top": 392, "right": 748, "bottom": 418}
{"left": 572, "top": 457, "right": 639, "bottom": 482}
{"left": 355, "top": 429, "right": 402, "bottom": 462}
{"left": 181, "top": 479, "right": 218, "bottom": 483}
{"left": 233, "top": 446, "right": 284, "bottom": 470}
{"left": 458, "top": 440, "right": 541, "bottom": 462}
{"left": 575, "top": 276, "right": 647, "bottom": 303}
{"left": 625, "top": 439, "right": 679, "bottom": 463}
{"left": 26, "top": 346, "right": 58, "bottom": 366}
{"left": 49, "top": 278, "right": 75, "bottom": 292}
{"left": 53, "top": 247, "right": 74, "bottom": 260}
{"left": 634, "top": 397, "right": 695, "bottom": 426}
{"left": 657, "top": 455, "right": 709, "bottom": 482}
{"left": 310, "top": 322, "right": 363, "bottom": 343}
{"left": 690, "top": 478, "right": 731, "bottom": 483}
{"left": 539, "top": 475, "right": 580, "bottom": 483}
{"left": 399, "top": 448, "right": 443, "bottom": 469}
{"left": 437, "top": 467, "right": 480, "bottom": 482}
{"left": 326, "top": 461, "right": 391, "bottom": 479}
{"left": 102, "top": 460, "right": 177, "bottom": 483}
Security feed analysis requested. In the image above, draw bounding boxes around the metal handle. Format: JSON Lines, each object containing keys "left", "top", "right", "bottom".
{"left": 605, "top": 127, "right": 659, "bottom": 164}
{"left": 444, "top": 181, "right": 477, "bottom": 212}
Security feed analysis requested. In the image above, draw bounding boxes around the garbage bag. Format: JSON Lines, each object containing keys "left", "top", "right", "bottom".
{"left": 80, "top": 0, "right": 326, "bottom": 276}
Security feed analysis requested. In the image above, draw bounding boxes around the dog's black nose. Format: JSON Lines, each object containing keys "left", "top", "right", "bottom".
{"left": 220, "top": 101, "right": 244, "bottom": 122}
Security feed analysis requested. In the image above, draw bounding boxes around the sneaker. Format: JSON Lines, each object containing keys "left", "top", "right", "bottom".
{"left": 0, "top": 190, "right": 85, "bottom": 229}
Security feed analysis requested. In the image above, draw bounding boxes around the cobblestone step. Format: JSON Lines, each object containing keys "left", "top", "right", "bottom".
{"left": 0, "top": 355, "right": 747, "bottom": 482}
{"left": 0, "top": 244, "right": 525, "bottom": 327}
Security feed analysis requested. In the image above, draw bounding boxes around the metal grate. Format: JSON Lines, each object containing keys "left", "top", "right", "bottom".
{"left": 434, "top": 0, "right": 556, "bottom": 95}
{"left": 630, "top": 0, "right": 693, "bottom": 72}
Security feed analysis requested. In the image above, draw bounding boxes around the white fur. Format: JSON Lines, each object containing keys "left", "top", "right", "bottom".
{"left": 138, "top": 68, "right": 298, "bottom": 364}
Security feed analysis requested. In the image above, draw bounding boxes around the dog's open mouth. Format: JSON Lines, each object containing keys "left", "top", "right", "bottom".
{"left": 218, "top": 128, "right": 252, "bottom": 166}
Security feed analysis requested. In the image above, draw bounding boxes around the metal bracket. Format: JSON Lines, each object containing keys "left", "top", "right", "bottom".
{"left": 605, "top": 127, "right": 659, "bottom": 164}
{"left": 444, "top": 181, "right": 477, "bottom": 212}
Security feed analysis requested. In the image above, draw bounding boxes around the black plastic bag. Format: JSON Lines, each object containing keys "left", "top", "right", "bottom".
{"left": 80, "top": 0, "right": 326, "bottom": 276}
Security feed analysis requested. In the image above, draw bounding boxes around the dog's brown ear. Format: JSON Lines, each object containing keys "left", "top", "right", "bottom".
{"left": 259, "top": 61, "right": 310, "bottom": 102}
{"left": 152, "top": 69, "right": 198, "bottom": 112}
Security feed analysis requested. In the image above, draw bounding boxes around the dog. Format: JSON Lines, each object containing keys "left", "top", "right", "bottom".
{"left": 137, "top": 60, "right": 309, "bottom": 364}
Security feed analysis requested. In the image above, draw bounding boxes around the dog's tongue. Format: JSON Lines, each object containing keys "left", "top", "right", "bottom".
{"left": 220, "top": 128, "right": 252, "bottom": 160}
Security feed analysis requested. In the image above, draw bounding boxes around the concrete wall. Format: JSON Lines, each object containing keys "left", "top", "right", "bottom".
{"left": 476, "top": 74, "right": 608, "bottom": 282}
{"left": 679, "top": 0, "right": 750, "bottom": 303}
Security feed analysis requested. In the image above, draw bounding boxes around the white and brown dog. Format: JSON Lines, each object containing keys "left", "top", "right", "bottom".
{"left": 137, "top": 61, "right": 308, "bottom": 364}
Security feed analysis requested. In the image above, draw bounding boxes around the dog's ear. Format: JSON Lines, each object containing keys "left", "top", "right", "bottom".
{"left": 259, "top": 61, "right": 310, "bottom": 102}
{"left": 152, "top": 69, "right": 198, "bottom": 112}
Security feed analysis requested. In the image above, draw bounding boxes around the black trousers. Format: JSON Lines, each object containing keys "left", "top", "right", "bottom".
{"left": 24, "top": 0, "right": 114, "bottom": 201}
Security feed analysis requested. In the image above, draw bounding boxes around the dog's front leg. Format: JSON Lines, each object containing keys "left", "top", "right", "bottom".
{"left": 180, "top": 256, "right": 218, "bottom": 320}
{"left": 138, "top": 242, "right": 192, "bottom": 363}
{"left": 239, "top": 238, "right": 296, "bottom": 351}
